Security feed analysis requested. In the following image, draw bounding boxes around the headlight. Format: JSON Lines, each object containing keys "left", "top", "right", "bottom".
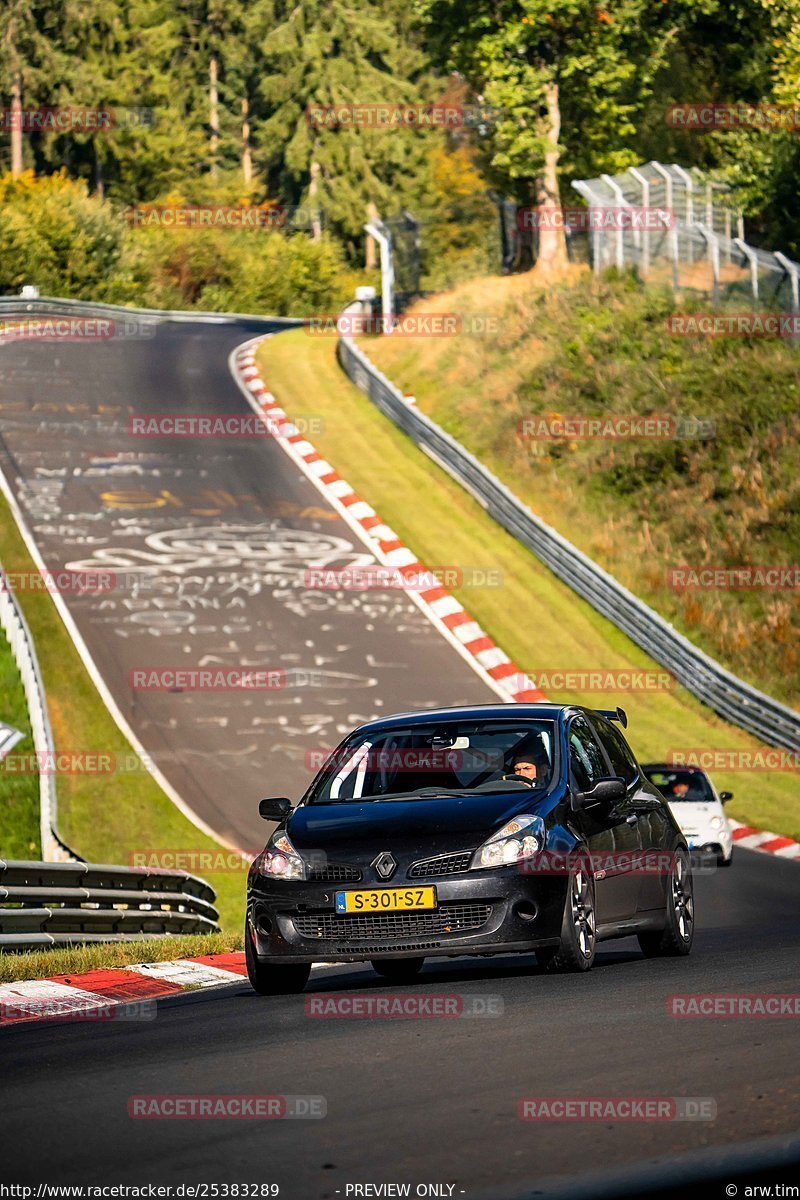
{"left": 471, "top": 815, "right": 546, "bottom": 869}
{"left": 709, "top": 815, "right": 723, "bottom": 831}
{"left": 258, "top": 832, "right": 304, "bottom": 880}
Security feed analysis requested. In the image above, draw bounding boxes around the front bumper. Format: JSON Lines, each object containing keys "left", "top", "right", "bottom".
{"left": 685, "top": 825, "right": 733, "bottom": 862}
{"left": 247, "top": 870, "right": 567, "bottom": 964}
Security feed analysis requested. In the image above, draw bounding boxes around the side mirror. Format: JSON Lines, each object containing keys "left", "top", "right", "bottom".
{"left": 577, "top": 776, "right": 627, "bottom": 810}
{"left": 259, "top": 797, "right": 292, "bottom": 821}
{"left": 719, "top": 791, "right": 733, "bottom": 803}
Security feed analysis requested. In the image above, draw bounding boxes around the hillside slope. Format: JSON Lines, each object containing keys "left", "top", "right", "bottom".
{"left": 362, "top": 272, "right": 799, "bottom": 709}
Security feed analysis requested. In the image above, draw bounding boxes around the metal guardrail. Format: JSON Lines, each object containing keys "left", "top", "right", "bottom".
{"left": 0, "top": 859, "right": 219, "bottom": 949}
{"left": 337, "top": 326, "right": 800, "bottom": 753}
{"left": 0, "top": 573, "right": 66, "bottom": 861}
{"left": 0, "top": 293, "right": 301, "bottom": 866}
{"left": 0, "top": 294, "right": 303, "bottom": 326}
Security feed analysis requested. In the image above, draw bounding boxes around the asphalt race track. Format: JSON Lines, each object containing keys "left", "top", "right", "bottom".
{"left": 3, "top": 849, "right": 799, "bottom": 1195}
{"left": 0, "top": 319, "right": 498, "bottom": 848}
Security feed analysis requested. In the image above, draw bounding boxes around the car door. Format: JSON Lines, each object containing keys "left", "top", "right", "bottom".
{"left": 586, "top": 713, "right": 666, "bottom": 914}
{"left": 566, "top": 713, "right": 642, "bottom": 926}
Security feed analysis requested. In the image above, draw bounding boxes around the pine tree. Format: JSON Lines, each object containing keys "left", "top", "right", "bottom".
{"left": 252, "top": 0, "right": 436, "bottom": 243}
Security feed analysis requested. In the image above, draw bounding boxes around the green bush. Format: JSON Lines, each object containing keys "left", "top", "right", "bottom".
{"left": 0, "top": 172, "right": 360, "bottom": 316}
{"left": 0, "top": 172, "right": 125, "bottom": 300}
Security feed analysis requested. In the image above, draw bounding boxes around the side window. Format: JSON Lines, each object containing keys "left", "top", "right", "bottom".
{"left": 568, "top": 716, "right": 607, "bottom": 792}
{"left": 589, "top": 716, "right": 639, "bottom": 787}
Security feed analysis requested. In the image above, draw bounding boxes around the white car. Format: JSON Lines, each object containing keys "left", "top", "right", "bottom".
{"left": 642, "top": 763, "right": 733, "bottom": 866}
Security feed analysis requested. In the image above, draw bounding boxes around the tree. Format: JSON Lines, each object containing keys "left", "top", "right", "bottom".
{"left": 252, "top": 0, "right": 435, "bottom": 245}
{"left": 416, "top": 0, "right": 688, "bottom": 272}
{"left": 0, "top": 0, "right": 72, "bottom": 176}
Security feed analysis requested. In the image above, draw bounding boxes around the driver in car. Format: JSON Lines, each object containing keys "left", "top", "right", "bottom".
{"left": 502, "top": 738, "right": 549, "bottom": 787}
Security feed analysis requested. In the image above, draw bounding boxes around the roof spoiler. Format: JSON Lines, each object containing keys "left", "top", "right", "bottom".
{"left": 595, "top": 707, "right": 628, "bottom": 728}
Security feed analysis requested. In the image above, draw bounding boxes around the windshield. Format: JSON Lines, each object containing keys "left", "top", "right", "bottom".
{"left": 306, "top": 719, "right": 556, "bottom": 803}
{"left": 644, "top": 768, "right": 714, "bottom": 803}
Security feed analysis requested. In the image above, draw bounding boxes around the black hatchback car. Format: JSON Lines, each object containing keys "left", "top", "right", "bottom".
{"left": 246, "top": 704, "right": 694, "bottom": 993}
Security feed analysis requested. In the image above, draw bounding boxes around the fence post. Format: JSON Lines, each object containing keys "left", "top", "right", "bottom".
{"left": 734, "top": 238, "right": 760, "bottom": 304}
{"left": 696, "top": 224, "right": 720, "bottom": 305}
{"left": 601, "top": 174, "right": 629, "bottom": 271}
{"left": 672, "top": 165, "right": 694, "bottom": 263}
{"left": 628, "top": 167, "right": 650, "bottom": 275}
{"left": 774, "top": 251, "right": 800, "bottom": 311}
{"left": 571, "top": 180, "right": 604, "bottom": 274}
{"left": 363, "top": 219, "right": 394, "bottom": 331}
{"left": 649, "top": 162, "right": 679, "bottom": 291}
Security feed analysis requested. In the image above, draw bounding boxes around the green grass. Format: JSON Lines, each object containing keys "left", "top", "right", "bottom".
{"left": 363, "top": 270, "right": 800, "bottom": 709}
{"left": 0, "top": 492, "right": 246, "bottom": 932}
{"left": 257, "top": 329, "right": 800, "bottom": 841}
{"left": 0, "top": 634, "right": 40, "bottom": 859}
{"left": 0, "top": 931, "right": 242, "bottom": 984}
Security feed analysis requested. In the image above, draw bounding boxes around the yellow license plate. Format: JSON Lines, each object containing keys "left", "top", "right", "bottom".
{"left": 335, "top": 886, "right": 436, "bottom": 914}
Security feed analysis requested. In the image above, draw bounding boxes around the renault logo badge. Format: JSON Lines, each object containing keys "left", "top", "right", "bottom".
{"left": 373, "top": 851, "right": 397, "bottom": 880}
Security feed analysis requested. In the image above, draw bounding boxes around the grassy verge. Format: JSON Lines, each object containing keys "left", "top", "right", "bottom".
{"left": 257, "top": 330, "right": 800, "bottom": 841}
{"left": 362, "top": 271, "right": 800, "bottom": 708}
{"left": 0, "top": 492, "right": 246, "bottom": 932}
{"left": 0, "top": 931, "right": 242, "bottom": 985}
{"left": 0, "top": 633, "right": 40, "bottom": 859}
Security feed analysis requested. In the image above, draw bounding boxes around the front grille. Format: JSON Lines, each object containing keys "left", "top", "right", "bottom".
{"left": 293, "top": 902, "right": 492, "bottom": 941}
{"left": 409, "top": 851, "right": 473, "bottom": 878}
{"left": 333, "top": 941, "right": 443, "bottom": 954}
{"left": 306, "top": 863, "right": 362, "bottom": 882}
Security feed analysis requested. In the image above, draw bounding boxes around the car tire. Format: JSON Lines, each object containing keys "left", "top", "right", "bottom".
{"left": 245, "top": 927, "right": 311, "bottom": 995}
{"left": 637, "top": 848, "right": 694, "bottom": 958}
{"left": 370, "top": 957, "right": 425, "bottom": 982}
{"left": 536, "top": 859, "right": 596, "bottom": 973}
